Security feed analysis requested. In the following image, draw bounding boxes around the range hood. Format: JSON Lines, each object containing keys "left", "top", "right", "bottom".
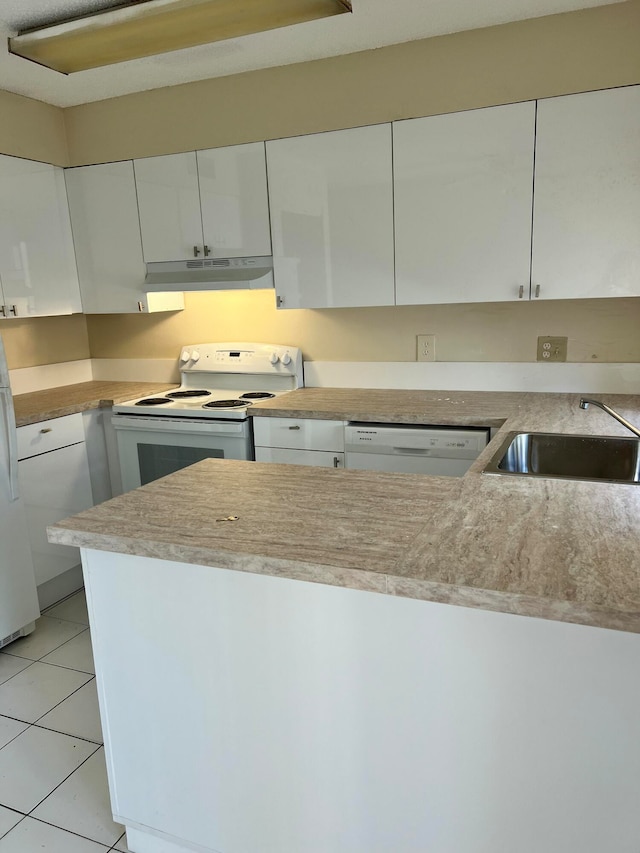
{"left": 145, "top": 256, "right": 274, "bottom": 291}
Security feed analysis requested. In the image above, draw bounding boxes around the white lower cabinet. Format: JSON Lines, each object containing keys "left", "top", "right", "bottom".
{"left": 18, "top": 414, "right": 95, "bottom": 608}
{"left": 253, "top": 417, "right": 345, "bottom": 467}
{"left": 255, "top": 447, "right": 344, "bottom": 468}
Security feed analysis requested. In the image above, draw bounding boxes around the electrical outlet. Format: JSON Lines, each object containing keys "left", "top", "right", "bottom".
{"left": 417, "top": 334, "right": 436, "bottom": 362}
{"left": 537, "top": 336, "right": 568, "bottom": 362}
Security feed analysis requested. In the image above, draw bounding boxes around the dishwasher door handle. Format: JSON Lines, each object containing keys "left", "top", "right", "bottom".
{"left": 392, "top": 446, "right": 431, "bottom": 454}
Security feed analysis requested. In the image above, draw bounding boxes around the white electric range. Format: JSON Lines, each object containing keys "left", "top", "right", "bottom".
{"left": 112, "top": 342, "right": 303, "bottom": 492}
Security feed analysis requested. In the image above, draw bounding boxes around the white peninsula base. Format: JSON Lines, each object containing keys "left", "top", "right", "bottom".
{"left": 81, "top": 549, "right": 640, "bottom": 853}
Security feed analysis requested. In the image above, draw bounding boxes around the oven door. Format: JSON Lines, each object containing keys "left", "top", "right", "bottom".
{"left": 112, "top": 415, "right": 253, "bottom": 492}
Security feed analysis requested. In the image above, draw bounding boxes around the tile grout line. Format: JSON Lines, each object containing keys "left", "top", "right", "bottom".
{"left": 31, "top": 674, "right": 96, "bottom": 726}
{"left": 0, "top": 812, "right": 28, "bottom": 842}
{"left": 0, "top": 668, "right": 94, "bottom": 725}
{"left": 0, "top": 720, "right": 101, "bottom": 816}
{"left": 0, "top": 593, "right": 117, "bottom": 853}
{"left": 0, "top": 624, "right": 91, "bottom": 665}
{"left": 0, "top": 672, "right": 98, "bottom": 752}
{"left": 26, "top": 812, "right": 119, "bottom": 850}
{"left": 0, "top": 592, "right": 117, "bottom": 849}
{"left": 26, "top": 743, "right": 101, "bottom": 816}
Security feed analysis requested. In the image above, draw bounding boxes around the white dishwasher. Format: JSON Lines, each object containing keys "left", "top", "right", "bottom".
{"left": 344, "top": 423, "right": 490, "bottom": 476}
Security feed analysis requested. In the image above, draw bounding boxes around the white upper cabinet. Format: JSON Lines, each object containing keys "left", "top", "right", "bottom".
{"left": 65, "top": 161, "right": 183, "bottom": 314}
{"left": 532, "top": 85, "right": 640, "bottom": 300}
{"left": 134, "top": 144, "right": 271, "bottom": 263}
{"left": 197, "top": 142, "right": 271, "bottom": 258}
{"left": 134, "top": 152, "right": 204, "bottom": 263}
{"left": 266, "top": 124, "right": 395, "bottom": 309}
{"left": 393, "top": 102, "right": 536, "bottom": 306}
{"left": 0, "top": 155, "right": 81, "bottom": 318}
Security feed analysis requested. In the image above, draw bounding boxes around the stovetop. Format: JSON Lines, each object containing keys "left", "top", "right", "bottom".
{"left": 114, "top": 388, "right": 286, "bottom": 420}
{"left": 112, "top": 343, "right": 303, "bottom": 421}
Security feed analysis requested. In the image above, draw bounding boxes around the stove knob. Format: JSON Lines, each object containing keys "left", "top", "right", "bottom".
{"left": 281, "top": 352, "right": 292, "bottom": 366}
{"left": 191, "top": 350, "right": 201, "bottom": 363}
{"left": 181, "top": 350, "right": 191, "bottom": 363}
{"left": 269, "top": 352, "right": 280, "bottom": 365}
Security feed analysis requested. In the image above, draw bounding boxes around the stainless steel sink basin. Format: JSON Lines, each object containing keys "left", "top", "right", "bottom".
{"left": 483, "top": 431, "right": 640, "bottom": 484}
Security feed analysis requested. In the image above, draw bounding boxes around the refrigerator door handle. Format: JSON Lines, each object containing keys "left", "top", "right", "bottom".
{"left": 0, "top": 388, "right": 19, "bottom": 501}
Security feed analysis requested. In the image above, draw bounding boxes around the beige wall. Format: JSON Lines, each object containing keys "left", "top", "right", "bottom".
{"left": 0, "top": 89, "right": 68, "bottom": 166}
{"left": 65, "top": 0, "right": 640, "bottom": 164}
{"left": 87, "top": 291, "right": 640, "bottom": 364}
{"left": 72, "top": 1, "right": 640, "bottom": 365}
{"left": 5, "top": 1, "right": 640, "bottom": 369}
{"left": 1, "top": 315, "right": 89, "bottom": 370}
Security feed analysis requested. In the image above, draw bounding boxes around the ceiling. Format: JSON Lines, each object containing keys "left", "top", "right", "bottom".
{"left": 0, "top": 0, "right": 624, "bottom": 108}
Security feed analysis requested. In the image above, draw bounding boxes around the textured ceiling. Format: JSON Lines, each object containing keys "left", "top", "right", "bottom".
{"left": 0, "top": 0, "right": 624, "bottom": 107}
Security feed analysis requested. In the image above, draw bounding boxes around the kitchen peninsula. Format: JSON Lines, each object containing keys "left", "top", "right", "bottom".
{"left": 49, "top": 389, "right": 640, "bottom": 853}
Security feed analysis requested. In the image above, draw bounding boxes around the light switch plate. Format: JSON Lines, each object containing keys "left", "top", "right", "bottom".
{"left": 537, "top": 336, "right": 568, "bottom": 362}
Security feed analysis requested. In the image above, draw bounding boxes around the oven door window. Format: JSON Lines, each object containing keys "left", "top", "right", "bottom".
{"left": 137, "top": 444, "right": 224, "bottom": 486}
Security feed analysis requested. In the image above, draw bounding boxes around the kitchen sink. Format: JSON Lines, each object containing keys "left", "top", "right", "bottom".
{"left": 483, "top": 431, "right": 640, "bottom": 484}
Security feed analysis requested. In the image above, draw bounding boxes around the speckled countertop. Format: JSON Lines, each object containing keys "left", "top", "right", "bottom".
{"left": 49, "top": 388, "right": 640, "bottom": 634}
{"left": 249, "top": 387, "right": 528, "bottom": 426}
{"left": 13, "top": 381, "right": 178, "bottom": 427}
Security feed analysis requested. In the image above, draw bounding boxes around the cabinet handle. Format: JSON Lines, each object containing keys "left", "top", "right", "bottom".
{"left": 40, "top": 428, "right": 53, "bottom": 434}
{"left": 0, "top": 305, "right": 6, "bottom": 317}
{"left": 518, "top": 285, "right": 524, "bottom": 299}
{"left": 333, "top": 456, "right": 340, "bottom": 468}
{"left": 193, "top": 246, "right": 201, "bottom": 257}
{"left": 137, "top": 301, "right": 144, "bottom": 312}
{"left": 534, "top": 284, "right": 541, "bottom": 299}
{"left": 8, "top": 305, "right": 17, "bottom": 316}
{"left": 288, "top": 425, "right": 301, "bottom": 430}
{"left": 203, "top": 245, "right": 210, "bottom": 257}
{"left": 276, "top": 295, "right": 284, "bottom": 307}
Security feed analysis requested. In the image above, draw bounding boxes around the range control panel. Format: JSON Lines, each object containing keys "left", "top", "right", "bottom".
{"left": 178, "top": 342, "right": 303, "bottom": 383}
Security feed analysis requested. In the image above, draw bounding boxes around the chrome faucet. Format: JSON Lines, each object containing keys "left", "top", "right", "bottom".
{"left": 579, "top": 398, "right": 640, "bottom": 438}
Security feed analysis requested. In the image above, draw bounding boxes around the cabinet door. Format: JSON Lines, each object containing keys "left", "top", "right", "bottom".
{"left": 266, "top": 124, "right": 395, "bottom": 309}
{"left": 134, "top": 152, "right": 204, "bottom": 262}
{"left": 19, "top": 442, "right": 94, "bottom": 586}
{"left": 0, "top": 156, "right": 81, "bottom": 317}
{"left": 198, "top": 143, "right": 271, "bottom": 258}
{"left": 66, "top": 162, "right": 184, "bottom": 314}
{"left": 394, "top": 102, "right": 535, "bottom": 305}
{"left": 255, "top": 447, "right": 344, "bottom": 467}
{"left": 532, "top": 85, "right": 640, "bottom": 300}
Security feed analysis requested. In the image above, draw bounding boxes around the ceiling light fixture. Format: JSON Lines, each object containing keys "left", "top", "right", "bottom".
{"left": 8, "top": 0, "right": 353, "bottom": 75}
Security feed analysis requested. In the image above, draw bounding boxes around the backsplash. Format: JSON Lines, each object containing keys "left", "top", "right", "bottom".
{"left": 86, "top": 291, "right": 640, "bottom": 364}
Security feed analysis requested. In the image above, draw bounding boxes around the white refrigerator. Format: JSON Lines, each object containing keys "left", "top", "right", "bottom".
{"left": 0, "top": 334, "right": 39, "bottom": 647}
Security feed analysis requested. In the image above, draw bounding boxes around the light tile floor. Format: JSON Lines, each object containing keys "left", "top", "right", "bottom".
{"left": 0, "top": 591, "right": 130, "bottom": 852}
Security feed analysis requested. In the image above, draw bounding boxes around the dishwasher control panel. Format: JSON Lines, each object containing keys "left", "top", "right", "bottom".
{"left": 344, "top": 424, "right": 490, "bottom": 458}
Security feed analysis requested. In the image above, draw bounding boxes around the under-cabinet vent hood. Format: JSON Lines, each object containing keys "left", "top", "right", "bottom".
{"left": 145, "top": 257, "right": 273, "bottom": 291}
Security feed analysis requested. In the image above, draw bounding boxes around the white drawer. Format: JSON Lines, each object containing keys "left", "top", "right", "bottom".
{"left": 253, "top": 417, "right": 345, "bottom": 452}
{"left": 255, "top": 447, "right": 344, "bottom": 468}
{"left": 17, "top": 413, "right": 86, "bottom": 461}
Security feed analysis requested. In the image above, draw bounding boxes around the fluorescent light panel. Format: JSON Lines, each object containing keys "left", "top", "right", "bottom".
{"left": 9, "top": 0, "right": 353, "bottom": 74}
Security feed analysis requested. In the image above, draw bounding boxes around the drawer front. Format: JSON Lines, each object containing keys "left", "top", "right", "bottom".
{"left": 253, "top": 417, "right": 345, "bottom": 451}
{"left": 17, "top": 413, "right": 86, "bottom": 460}
{"left": 255, "top": 447, "right": 345, "bottom": 468}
